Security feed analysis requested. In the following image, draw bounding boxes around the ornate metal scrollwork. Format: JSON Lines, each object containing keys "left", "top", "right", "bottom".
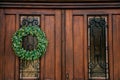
{"left": 88, "top": 16, "right": 108, "bottom": 79}
{"left": 20, "top": 16, "right": 40, "bottom": 79}
{"left": 21, "top": 16, "right": 40, "bottom": 27}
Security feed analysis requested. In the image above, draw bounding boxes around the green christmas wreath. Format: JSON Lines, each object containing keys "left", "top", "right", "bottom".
{"left": 12, "top": 26, "right": 48, "bottom": 60}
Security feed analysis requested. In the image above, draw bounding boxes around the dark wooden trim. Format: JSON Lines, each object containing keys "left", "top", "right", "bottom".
{"left": 0, "top": 0, "right": 120, "bottom": 2}
{"left": 4, "top": 9, "right": 55, "bottom": 15}
{"left": 61, "top": 10, "right": 66, "bottom": 80}
{"left": 0, "top": 2, "right": 120, "bottom": 9}
{"left": 0, "top": 9, "right": 5, "bottom": 80}
{"left": 83, "top": 14, "right": 88, "bottom": 80}
{"left": 108, "top": 14, "right": 114, "bottom": 80}
{"left": 15, "top": 14, "right": 20, "bottom": 80}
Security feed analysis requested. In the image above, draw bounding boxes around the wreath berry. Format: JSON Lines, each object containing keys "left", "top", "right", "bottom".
{"left": 12, "top": 26, "right": 48, "bottom": 60}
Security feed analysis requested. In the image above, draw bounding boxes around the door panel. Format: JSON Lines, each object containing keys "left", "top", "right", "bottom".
{"left": 65, "top": 10, "right": 119, "bottom": 80}
{"left": 65, "top": 10, "right": 74, "bottom": 80}
{"left": 73, "top": 15, "right": 84, "bottom": 79}
{"left": 1, "top": 9, "right": 62, "bottom": 80}
{"left": 113, "top": 15, "right": 120, "bottom": 80}
{"left": 65, "top": 10, "right": 84, "bottom": 80}
{"left": 44, "top": 15, "right": 55, "bottom": 79}
{"left": 4, "top": 15, "right": 16, "bottom": 80}
{"left": 41, "top": 10, "right": 62, "bottom": 80}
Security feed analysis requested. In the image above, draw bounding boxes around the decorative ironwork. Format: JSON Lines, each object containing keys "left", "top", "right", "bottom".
{"left": 20, "top": 16, "right": 40, "bottom": 27}
{"left": 20, "top": 60, "right": 40, "bottom": 79}
{"left": 20, "top": 16, "right": 40, "bottom": 79}
{"left": 88, "top": 16, "right": 109, "bottom": 79}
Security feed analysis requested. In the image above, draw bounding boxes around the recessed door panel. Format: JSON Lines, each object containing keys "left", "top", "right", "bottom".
{"left": 65, "top": 10, "right": 84, "bottom": 80}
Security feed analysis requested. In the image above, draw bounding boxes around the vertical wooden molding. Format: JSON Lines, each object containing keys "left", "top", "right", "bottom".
{"left": 55, "top": 10, "right": 62, "bottom": 80}
{"left": 83, "top": 14, "right": 88, "bottom": 80}
{"left": 65, "top": 10, "right": 74, "bottom": 80}
{"left": 108, "top": 14, "right": 114, "bottom": 80}
{"left": 0, "top": 9, "right": 5, "bottom": 80}
{"left": 61, "top": 9, "right": 66, "bottom": 80}
{"left": 41, "top": 14, "right": 45, "bottom": 80}
{"left": 15, "top": 14, "right": 20, "bottom": 80}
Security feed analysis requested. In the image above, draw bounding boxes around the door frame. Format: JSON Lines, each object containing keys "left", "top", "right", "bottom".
{"left": 0, "top": 2, "right": 120, "bottom": 80}
{"left": 0, "top": 2, "right": 120, "bottom": 9}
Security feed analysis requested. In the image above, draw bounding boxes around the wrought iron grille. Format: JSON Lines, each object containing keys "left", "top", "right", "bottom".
{"left": 20, "top": 16, "right": 40, "bottom": 27}
{"left": 20, "top": 60, "right": 40, "bottom": 79}
{"left": 20, "top": 16, "right": 40, "bottom": 80}
{"left": 88, "top": 16, "right": 109, "bottom": 79}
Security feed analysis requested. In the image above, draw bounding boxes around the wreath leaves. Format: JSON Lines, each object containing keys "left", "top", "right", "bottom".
{"left": 12, "top": 26, "right": 48, "bottom": 60}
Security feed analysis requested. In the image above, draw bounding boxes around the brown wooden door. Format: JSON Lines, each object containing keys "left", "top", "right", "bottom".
{"left": 0, "top": 9, "right": 62, "bottom": 80}
{"left": 63, "top": 10, "right": 109, "bottom": 80}
{"left": 1, "top": 8, "right": 120, "bottom": 80}
{"left": 64, "top": 9, "right": 120, "bottom": 80}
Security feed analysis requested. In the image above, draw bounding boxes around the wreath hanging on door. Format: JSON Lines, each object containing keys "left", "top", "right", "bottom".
{"left": 12, "top": 26, "right": 48, "bottom": 60}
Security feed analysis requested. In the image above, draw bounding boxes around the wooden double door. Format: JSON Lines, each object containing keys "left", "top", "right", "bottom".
{"left": 0, "top": 9, "right": 120, "bottom": 80}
